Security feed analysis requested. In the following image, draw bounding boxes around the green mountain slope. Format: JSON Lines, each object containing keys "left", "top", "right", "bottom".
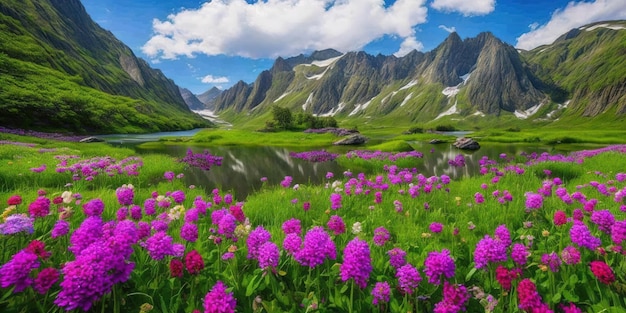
{"left": 0, "top": 0, "right": 210, "bottom": 133}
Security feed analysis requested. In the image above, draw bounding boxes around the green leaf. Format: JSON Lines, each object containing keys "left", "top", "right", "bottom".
{"left": 340, "top": 284, "right": 349, "bottom": 294}
{"left": 551, "top": 292, "right": 561, "bottom": 303}
{"left": 246, "top": 274, "right": 263, "bottom": 297}
{"left": 569, "top": 274, "right": 579, "bottom": 285}
{"left": 158, "top": 294, "right": 170, "bottom": 313}
{"left": 465, "top": 267, "right": 477, "bottom": 282}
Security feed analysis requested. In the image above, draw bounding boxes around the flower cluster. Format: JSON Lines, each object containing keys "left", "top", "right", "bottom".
{"left": 340, "top": 238, "right": 372, "bottom": 289}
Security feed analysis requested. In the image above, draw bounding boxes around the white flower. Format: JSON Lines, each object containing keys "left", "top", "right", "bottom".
{"left": 352, "top": 222, "right": 362, "bottom": 235}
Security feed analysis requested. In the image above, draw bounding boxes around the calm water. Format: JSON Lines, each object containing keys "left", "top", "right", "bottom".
{"left": 103, "top": 129, "right": 597, "bottom": 199}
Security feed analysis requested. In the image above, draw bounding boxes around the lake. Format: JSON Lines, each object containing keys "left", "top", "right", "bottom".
{"left": 101, "top": 129, "right": 599, "bottom": 199}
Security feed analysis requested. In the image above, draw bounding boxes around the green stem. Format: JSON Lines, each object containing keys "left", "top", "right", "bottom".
{"left": 349, "top": 281, "right": 354, "bottom": 313}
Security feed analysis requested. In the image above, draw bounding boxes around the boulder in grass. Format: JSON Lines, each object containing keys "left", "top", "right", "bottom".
{"left": 79, "top": 136, "right": 105, "bottom": 143}
{"left": 453, "top": 137, "right": 480, "bottom": 150}
{"left": 333, "top": 134, "right": 367, "bottom": 145}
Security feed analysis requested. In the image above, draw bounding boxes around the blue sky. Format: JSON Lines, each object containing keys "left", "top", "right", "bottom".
{"left": 81, "top": 0, "right": 626, "bottom": 95}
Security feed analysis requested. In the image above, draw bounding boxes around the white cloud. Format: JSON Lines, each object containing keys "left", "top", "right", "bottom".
{"left": 394, "top": 36, "right": 424, "bottom": 57}
{"left": 516, "top": 0, "right": 626, "bottom": 50}
{"left": 438, "top": 24, "right": 457, "bottom": 33}
{"left": 142, "top": 0, "right": 428, "bottom": 60}
{"left": 201, "top": 75, "right": 229, "bottom": 84}
{"left": 431, "top": 0, "right": 495, "bottom": 16}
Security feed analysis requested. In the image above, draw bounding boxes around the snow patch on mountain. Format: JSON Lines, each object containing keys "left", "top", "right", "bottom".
{"left": 441, "top": 73, "right": 471, "bottom": 97}
{"left": 581, "top": 23, "right": 626, "bottom": 31}
{"left": 274, "top": 92, "right": 290, "bottom": 103}
{"left": 399, "top": 79, "right": 418, "bottom": 90}
{"left": 302, "top": 93, "right": 313, "bottom": 111}
{"left": 435, "top": 101, "right": 458, "bottom": 120}
{"left": 514, "top": 102, "right": 543, "bottom": 119}
{"left": 349, "top": 98, "right": 374, "bottom": 116}
{"left": 193, "top": 110, "right": 232, "bottom": 126}
{"left": 400, "top": 93, "right": 413, "bottom": 107}
{"left": 319, "top": 102, "right": 346, "bottom": 117}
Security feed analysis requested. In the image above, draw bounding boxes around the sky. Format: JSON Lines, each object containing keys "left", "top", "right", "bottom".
{"left": 80, "top": 0, "right": 626, "bottom": 95}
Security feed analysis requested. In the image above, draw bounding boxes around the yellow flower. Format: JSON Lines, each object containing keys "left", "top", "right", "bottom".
{"left": 139, "top": 303, "right": 153, "bottom": 313}
{"left": 2, "top": 205, "right": 16, "bottom": 221}
{"left": 421, "top": 232, "right": 432, "bottom": 238}
{"left": 542, "top": 230, "right": 550, "bottom": 237}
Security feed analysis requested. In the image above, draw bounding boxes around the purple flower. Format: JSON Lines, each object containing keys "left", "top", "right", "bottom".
{"left": 0, "top": 214, "right": 34, "bottom": 235}
{"left": 51, "top": 219, "right": 70, "bottom": 238}
{"left": 247, "top": 226, "right": 271, "bottom": 260}
{"left": 474, "top": 235, "right": 507, "bottom": 269}
{"left": 611, "top": 220, "right": 626, "bottom": 245}
{"left": 258, "top": 241, "right": 280, "bottom": 269}
{"left": 560, "top": 246, "right": 581, "bottom": 265}
{"left": 0, "top": 250, "right": 40, "bottom": 293}
{"left": 55, "top": 240, "right": 135, "bottom": 311}
{"left": 280, "top": 176, "right": 293, "bottom": 188}
{"left": 429, "top": 222, "right": 444, "bottom": 234}
{"left": 203, "top": 281, "right": 236, "bottom": 313}
{"left": 164, "top": 171, "right": 175, "bottom": 181}
{"left": 373, "top": 227, "right": 391, "bottom": 246}
{"left": 541, "top": 252, "right": 561, "bottom": 272}
{"left": 129, "top": 205, "right": 142, "bottom": 220}
{"left": 474, "top": 192, "right": 485, "bottom": 204}
{"left": 283, "top": 233, "right": 302, "bottom": 256}
{"left": 340, "top": 238, "right": 372, "bottom": 289}
{"left": 372, "top": 281, "right": 391, "bottom": 305}
{"left": 511, "top": 243, "right": 530, "bottom": 266}
{"left": 435, "top": 281, "right": 470, "bottom": 313}
{"left": 330, "top": 193, "right": 342, "bottom": 210}
{"left": 524, "top": 192, "right": 543, "bottom": 211}
{"left": 327, "top": 215, "right": 346, "bottom": 235}
{"left": 142, "top": 231, "right": 175, "bottom": 260}
{"left": 282, "top": 218, "right": 302, "bottom": 235}
{"left": 570, "top": 221, "right": 601, "bottom": 250}
{"left": 217, "top": 213, "right": 237, "bottom": 238}
{"left": 68, "top": 216, "right": 103, "bottom": 255}
{"left": 181, "top": 223, "right": 199, "bottom": 242}
{"left": 494, "top": 224, "right": 511, "bottom": 249}
{"left": 387, "top": 247, "right": 407, "bottom": 269}
{"left": 295, "top": 226, "right": 336, "bottom": 268}
{"left": 82, "top": 198, "right": 105, "bottom": 217}
{"left": 116, "top": 207, "right": 128, "bottom": 221}
{"left": 590, "top": 210, "right": 615, "bottom": 234}
{"left": 424, "top": 249, "right": 455, "bottom": 285}
{"left": 34, "top": 267, "right": 59, "bottom": 294}
{"left": 144, "top": 198, "right": 157, "bottom": 216}
{"left": 171, "top": 190, "right": 186, "bottom": 204}
{"left": 115, "top": 186, "right": 134, "bottom": 206}
{"left": 396, "top": 263, "right": 421, "bottom": 294}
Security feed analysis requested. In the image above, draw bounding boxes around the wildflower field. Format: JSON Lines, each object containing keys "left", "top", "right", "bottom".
{"left": 1, "top": 134, "right": 626, "bottom": 313}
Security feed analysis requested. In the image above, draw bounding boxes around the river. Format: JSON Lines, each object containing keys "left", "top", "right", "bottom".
{"left": 101, "top": 129, "right": 597, "bottom": 199}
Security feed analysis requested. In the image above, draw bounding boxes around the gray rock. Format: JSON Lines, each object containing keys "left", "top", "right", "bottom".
{"left": 333, "top": 134, "right": 367, "bottom": 145}
{"left": 429, "top": 139, "right": 445, "bottom": 144}
{"left": 453, "top": 137, "right": 480, "bottom": 150}
{"left": 79, "top": 136, "right": 105, "bottom": 143}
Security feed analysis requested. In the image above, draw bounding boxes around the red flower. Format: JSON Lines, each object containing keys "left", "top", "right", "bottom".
{"left": 169, "top": 259, "right": 183, "bottom": 278}
{"left": 7, "top": 195, "right": 22, "bottom": 206}
{"left": 553, "top": 210, "right": 567, "bottom": 226}
{"left": 26, "top": 240, "right": 51, "bottom": 259}
{"left": 589, "top": 260, "right": 615, "bottom": 284}
{"left": 185, "top": 250, "right": 205, "bottom": 275}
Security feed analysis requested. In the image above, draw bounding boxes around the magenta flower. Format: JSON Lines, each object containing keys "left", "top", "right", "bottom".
{"left": 164, "top": 171, "right": 175, "bottom": 181}
{"left": 511, "top": 243, "right": 530, "bottom": 266}
{"left": 171, "top": 190, "right": 186, "bottom": 204}
{"left": 258, "top": 241, "right": 280, "bottom": 270}
{"left": 560, "top": 246, "right": 581, "bottom": 265}
{"left": 396, "top": 263, "right": 421, "bottom": 295}
{"left": 524, "top": 192, "right": 543, "bottom": 211}
{"left": 247, "top": 226, "right": 271, "bottom": 260}
{"left": 28, "top": 196, "right": 50, "bottom": 218}
{"left": 611, "top": 220, "right": 626, "bottom": 245}
{"left": 590, "top": 210, "right": 615, "bottom": 234}
{"left": 280, "top": 176, "right": 293, "bottom": 188}
{"left": 34, "top": 267, "right": 59, "bottom": 294}
{"left": 330, "top": 193, "right": 342, "bottom": 210}
{"left": 474, "top": 192, "right": 485, "bottom": 204}
{"left": 141, "top": 231, "right": 175, "bottom": 260}
{"left": 570, "top": 221, "right": 601, "bottom": 250}
{"left": 372, "top": 281, "right": 391, "bottom": 305}
{"left": 115, "top": 186, "right": 134, "bottom": 206}
{"left": 373, "top": 226, "right": 391, "bottom": 246}
{"left": 51, "top": 219, "right": 70, "bottom": 238}
{"left": 295, "top": 226, "right": 336, "bottom": 268}
{"left": 203, "top": 281, "right": 236, "bottom": 313}
{"left": 0, "top": 250, "right": 40, "bottom": 292}
{"left": 327, "top": 215, "right": 346, "bottom": 235}
{"left": 282, "top": 218, "right": 302, "bottom": 235}
{"left": 541, "top": 252, "right": 561, "bottom": 272}
{"left": 7, "top": 195, "right": 22, "bottom": 205}
{"left": 388, "top": 247, "right": 407, "bottom": 269}
{"left": 68, "top": 216, "right": 103, "bottom": 255}
{"left": 424, "top": 249, "right": 455, "bottom": 285}
{"left": 429, "top": 222, "right": 444, "bottom": 234}
{"left": 283, "top": 233, "right": 302, "bottom": 256}
{"left": 474, "top": 235, "right": 507, "bottom": 269}
{"left": 181, "top": 223, "right": 199, "bottom": 242}
{"left": 82, "top": 198, "right": 105, "bottom": 217}
{"left": 340, "top": 238, "right": 372, "bottom": 289}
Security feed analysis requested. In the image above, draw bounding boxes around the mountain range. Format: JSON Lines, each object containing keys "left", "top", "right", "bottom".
{"left": 0, "top": 0, "right": 624, "bottom": 134}
{"left": 189, "top": 20, "right": 625, "bottom": 128}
